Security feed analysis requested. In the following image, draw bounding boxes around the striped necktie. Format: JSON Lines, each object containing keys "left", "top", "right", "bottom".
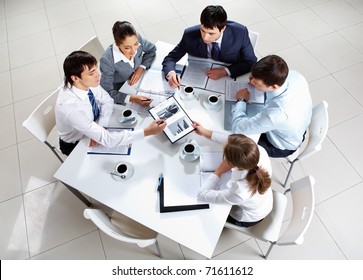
{"left": 87, "top": 89, "right": 99, "bottom": 121}
{"left": 211, "top": 42, "right": 220, "bottom": 60}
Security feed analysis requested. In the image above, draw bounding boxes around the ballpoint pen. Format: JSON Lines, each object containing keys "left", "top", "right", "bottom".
{"left": 175, "top": 75, "right": 180, "bottom": 90}
{"left": 142, "top": 98, "right": 152, "bottom": 102}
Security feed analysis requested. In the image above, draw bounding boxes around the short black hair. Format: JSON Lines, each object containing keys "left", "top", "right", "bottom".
{"left": 200, "top": 5, "right": 227, "bottom": 31}
{"left": 251, "top": 55, "right": 289, "bottom": 87}
{"left": 63, "top": 51, "right": 97, "bottom": 87}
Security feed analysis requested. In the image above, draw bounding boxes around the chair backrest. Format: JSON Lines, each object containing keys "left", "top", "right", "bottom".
{"left": 248, "top": 31, "right": 259, "bottom": 51}
{"left": 78, "top": 36, "right": 105, "bottom": 62}
{"left": 83, "top": 208, "right": 156, "bottom": 248}
{"left": 298, "top": 101, "right": 329, "bottom": 161}
{"left": 225, "top": 190, "right": 287, "bottom": 243}
{"left": 277, "top": 175, "right": 315, "bottom": 246}
{"left": 22, "top": 88, "right": 60, "bottom": 143}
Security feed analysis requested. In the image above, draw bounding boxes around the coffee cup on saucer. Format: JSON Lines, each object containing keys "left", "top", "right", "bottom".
{"left": 111, "top": 161, "right": 134, "bottom": 180}
{"left": 180, "top": 85, "right": 195, "bottom": 100}
{"left": 119, "top": 109, "right": 137, "bottom": 124}
{"left": 179, "top": 141, "right": 201, "bottom": 161}
{"left": 208, "top": 94, "right": 220, "bottom": 106}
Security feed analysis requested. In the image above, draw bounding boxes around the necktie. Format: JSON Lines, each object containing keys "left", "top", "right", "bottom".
{"left": 88, "top": 89, "right": 99, "bottom": 121}
{"left": 211, "top": 42, "right": 220, "bottom": 61}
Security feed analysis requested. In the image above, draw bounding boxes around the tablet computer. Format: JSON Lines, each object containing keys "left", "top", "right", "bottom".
{"left": 148, "top": 95, "right": 195, "bottom": 143}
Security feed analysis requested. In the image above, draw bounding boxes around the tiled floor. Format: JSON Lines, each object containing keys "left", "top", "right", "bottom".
{"left": 1, "top": 0, "right": 363, "bottom": 260}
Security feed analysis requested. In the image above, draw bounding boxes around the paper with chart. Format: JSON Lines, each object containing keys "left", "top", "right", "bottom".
{"left": 225, "top": 80, "right": 265, "bottom": 103}
{"left": 125, "top": 68, "right": 175, "bottom": 115}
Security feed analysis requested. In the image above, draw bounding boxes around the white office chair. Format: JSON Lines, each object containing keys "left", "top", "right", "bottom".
{"left": 23, "top": 88, "right": 91, "bottom": 206}
{"left": 78, "top": 36, "right": 104, "bottom": 62}
{"left": 23, "top": 88, "right": 64, "bottom": 163}
{"left": 282, "top": 101, "right": 329, "bottom": 188}
{"left": 225, "top": 175, "right": 315, "bottom": 259}
{"left": 84, "top": 208, "right": 162, "bottom": 258}
{"left": 248, "top": 31, "right": 259, "bottom": 51}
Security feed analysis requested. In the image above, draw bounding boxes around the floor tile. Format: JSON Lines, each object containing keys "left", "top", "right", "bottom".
{"left": 18, "top": 137, "right": 61, "bottom": 193}
{"left": 250, "top": 19, "right": 299, "bottom": 56}
{"left": 0, "top": 42, "right": 9, "bottom": 72}
{"left": 23, "top": 182, "right": 94, "bottom": 256}
{"left": 309, "top": 75, "right": 363, "bottom": 127}
{"left": 51, "top": 18, "right": 96, "bottom": 54}
{"left": 310, "top": 0, "right": 363, "bottom": 30}
{"left": 11, "top": 57, "right": 61, "bottom": 102}
{"left": 258, "top": 0, "right": 306, "bottom": 17}
{"left": 303, "top": 32, "right": 363, "bottom": 73}
{"left": 4, "top": 0, "right": 44, "bottom": 18}
{"left": 31, "top": 231, "right": 105, "bottom": 259}
{"left": 168, "top": 0, "right": 216, "bottom": 17}
{"left": 333, "top": 62, "right": 363, "bottom": 106}
{"left": 0, "top": 104, "right": 16, "bottom": 149}
{"left": 212, "top": 238, "right": 264, "bottom": 260}
{"left": 0, "top": 18, "right": 7, "bottom": 44}
{"left": 256, "top": 213, "right": 346, "bottom": 259}
{"left": 316, "top": 182, "right": 363, "bottom": 259}
{"left": 84, "top": 0, "right": 128, "bottom": 17}
{"left": 277, "top": 8, "right": 334, "bottom": 42}
{"left": 0, "top": 145, "right": 22, "bottom": 202}
{"left": 46, "top": 0, "right": 89, "bottom": 28}
{"left": 222, "top": 0, "right": 272, "bottom": 26}
{"left": 6, "top": 9, "right": 49, "bottom": 41}
{"left": 287, "top": 137, "right": 361, "bottom": 204}
{"left": 0, "top": 196, "right": 29, "bottom": 259}
{"left": 0, "top": 71, "right": 12, "bottom": 107}
{"left": 129, "top": 0, "right": 179, "bottom": 28}
{"left": 345, "top": 0, "right": 363, "bottom": 14}
{"left": 339, "top": 22, "right": 363, "bottom": 54}
{"left": 276, "top": 44, "right": 329, "bottom": 82}
{"left": 8, "top": 31, "right": 55, "bottom": 68}
{"left": 328, "top": 114, "right": 363, "bottom": 178}
{"left": 91, "top": 8, "right": 139, "bottom": 42}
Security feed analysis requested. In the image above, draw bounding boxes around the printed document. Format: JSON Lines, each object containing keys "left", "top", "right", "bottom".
{"left": 225, "top": 80, "right": 265, "bottom": 103}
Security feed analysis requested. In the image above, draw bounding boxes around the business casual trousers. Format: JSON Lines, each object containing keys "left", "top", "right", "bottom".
{"left": 59, "top": 138, "right": 79, "bottom": 156}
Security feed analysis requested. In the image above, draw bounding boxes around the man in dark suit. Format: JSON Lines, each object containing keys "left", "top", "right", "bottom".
{"left": 162, "top": 5, "right": 257, "bottom": 88}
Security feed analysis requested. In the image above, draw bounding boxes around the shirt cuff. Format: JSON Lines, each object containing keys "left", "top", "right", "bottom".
{"left": 224, "top": 67, "right": 231, "bottom": 76}
{"left": 124, "top": 95, "right": 131, "bottom": 103}
{"left": 131, "top": 129, "right": 145, "bottom": 141}
{"left": 166, "top": 70, "right": 176, "bottom": 80}
{"left": 139, "top": 65, "right": 146, "bottom": 70}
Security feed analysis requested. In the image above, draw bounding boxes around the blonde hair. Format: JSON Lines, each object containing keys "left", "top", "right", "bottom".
{"left": 224, "top": 134, "right": 271, "bottom": 195}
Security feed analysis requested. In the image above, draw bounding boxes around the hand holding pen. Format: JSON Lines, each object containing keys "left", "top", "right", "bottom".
{"left": 131, "top": 95, "right": 152, "bottom": 106}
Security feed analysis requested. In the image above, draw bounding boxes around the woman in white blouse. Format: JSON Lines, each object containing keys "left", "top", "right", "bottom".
{"left": 197, "top": 133, "right": 273, "bottom": 227}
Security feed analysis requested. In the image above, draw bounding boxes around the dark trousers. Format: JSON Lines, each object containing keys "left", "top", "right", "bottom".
{"left": 258, "top": 133, "right": 296, "bottom": 158}
{"left": 227, "top": 215, "right": 263, "bottom": 228}
{"left": 59, "top": 138, "right": 78, "bottom": 156}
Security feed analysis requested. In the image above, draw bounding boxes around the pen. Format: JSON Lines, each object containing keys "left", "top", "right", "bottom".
{"left": 175, "top": 75, "right": 180, "bottom": 90}
{"left": 157, "top": 173, "right": 164, "bottom": 190}
{"left": 142, "top": 98, "right": 152, "bottom": 101}
{"left": 157, "top": 120, "right": 164, "bottom": 125}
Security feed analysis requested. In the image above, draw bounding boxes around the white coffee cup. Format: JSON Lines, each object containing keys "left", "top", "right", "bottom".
{"left": 183, "top": 143, "right": 196, "bottom": 155}
{"left": 120, "top": 109, "right": 136, "bottom": 123}
{"left": 183, "top": 86, "right": 194, "bottom": 96}
{"left": 114, "top": 163, "right": 128, "bottom": 179}
{"left": 208, "top": 94, "right": 219, "bottom": 106}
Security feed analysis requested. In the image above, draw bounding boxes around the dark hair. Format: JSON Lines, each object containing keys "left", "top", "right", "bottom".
{"left": 112, "top": 21, "right": 137, "bottom": 45}
{"left": 200, "top": 5, "right": 227, "bottom": 31}
{"left": 224, "top": 134, "right": 271, "bottom": 196}
{"left": 63, "top": 51, "right": 97, "bottom": 87}
{"left": 251, "top": 55, "right": 289, "bottom": 87}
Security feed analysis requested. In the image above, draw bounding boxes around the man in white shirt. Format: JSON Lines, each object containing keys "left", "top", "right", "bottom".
{"left": 55, "top": 51, "right": 166, "bottom": 155}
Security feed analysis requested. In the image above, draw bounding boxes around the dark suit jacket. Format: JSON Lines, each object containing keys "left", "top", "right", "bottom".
{"left": 162, "top": 21, "right": 257, "bottom": 79}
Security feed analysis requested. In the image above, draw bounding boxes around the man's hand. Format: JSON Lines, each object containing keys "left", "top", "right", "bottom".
{"left": 130, "top": 95, "right": 153, "bottom": 106}
{"left": 207, "top": 68, "right": 228, "bottom": 80}
{"left": 128, "top": 67, "right": 144, "bottom": 86}
{"left": 166, "top": 71, "right": 181, "bottom": 88}
{"left": 144, "top": 120, "right": 167, "bottom": 136}
{"left": 235, "top": 88, "right": 250, "bottom": 101}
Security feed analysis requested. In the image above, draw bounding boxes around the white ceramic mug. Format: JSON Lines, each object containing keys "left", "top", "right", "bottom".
{"left": 114, "top": 163, "right": 128, "bottom": 179}
{"left": 183, "top": 86, "right": 194, "bottom": 96}
{"left": 120, "top": 109, "right": 136, "bottom": 123}
{"left": 208, "top": 94, "right": 219, "bottom": 106}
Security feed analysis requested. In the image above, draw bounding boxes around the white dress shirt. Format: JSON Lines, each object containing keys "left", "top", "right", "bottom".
{"left": 197, "top": 131, "right": 273, "bottom": 222}
{"left": 55, "top": 84, "right": 144, "bottom": 146}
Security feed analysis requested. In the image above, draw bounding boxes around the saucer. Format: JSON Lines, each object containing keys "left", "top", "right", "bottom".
{"left": 202, "top": 98, "right": 222, "bottom": 111}
{"left": 118, "top": 111, "right": 138, "bottom": 126}
{"left": 179, "top": 92, "right": 195, "bottom": 101}
{"left": 110, "top": 161, "right": 135, "bottom": 182}
{"left": 179, "top": 144, "right": 201, "bottom": 162}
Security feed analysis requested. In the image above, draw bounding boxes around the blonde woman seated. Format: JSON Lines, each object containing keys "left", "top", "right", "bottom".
{"left": 197, "top": 133, "right": 273, "bottom": 228}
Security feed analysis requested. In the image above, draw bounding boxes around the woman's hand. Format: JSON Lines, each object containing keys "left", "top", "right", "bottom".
{"left": 129, "top": 67, "right": 144, "bottom": 86}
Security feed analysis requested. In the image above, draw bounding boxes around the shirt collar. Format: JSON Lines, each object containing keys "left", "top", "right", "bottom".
{"left": 67, "top": 83, "right": 89, "bottom": 101}
{"left": 112, "top": 43, "right": 135, "bottom": 64}
{"left": 269, "top": 79, "right": 289, "bottom": 99}
{"left": 213, "top": 32, "right": 223, "bottom": 46}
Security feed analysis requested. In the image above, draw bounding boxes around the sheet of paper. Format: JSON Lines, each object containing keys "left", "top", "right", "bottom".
{"left": 200, "top": 152, "right": 223, "bottom": 172}
{"left": 125, "top": 91, "right": 168, "bottom": 116}
{"left": 181, "top": 60, "right": 211, "bottom": 88}
{"left": 205, "top": 64, "right": 233, "bottom": 94}
{"left": 87, "top": 128, "right": 132, "bottom": 155}
{"left": 163, "top": 174, "right": 203, "bottom": 206}
{"left": 139, "top": 68, "right": 174, "bottom": 95}
{"left": 119, "top": 81, "right": 138, "bottom": 95}
{"left": 225, "top": 80, "right": 264, "bottom": 103}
